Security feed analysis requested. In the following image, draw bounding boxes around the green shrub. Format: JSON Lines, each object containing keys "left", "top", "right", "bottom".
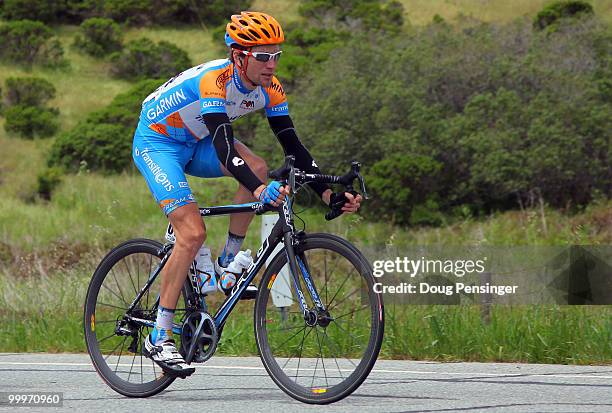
{"left": 49, "top": 123, "right": 131, "bottom": 173}
{"left": 36, "top": 167, "right": 64, "bottom": 200}
{"left": 1, "top": 0, "right": 61, "bottom": 23}
{"left": 0, "top": 0, "right": 251, "bottom": 25}
{"left": 74, "top": 17, "right": 123, "bottom": 57}
{"left": 5, "top": 77, "right": 56, "bottom": 107}
{"left": 0, "top": 20, "right": 64, "bottom": 67}
{"left": 3, "top": 105, "right": 59, "bottom": 139}
{"left": 102, "top": 0, "right": 152, "bottom": 25}
{"left": 366, "top": 154, "right": 443, "bottom": 225}
{"left": 287, "top": 18, "right": 611, "bottom": 224}
{"left": 101, "top": 0, "right": 252, "bottom": 26}
{"left": 192, "top": 0, "right": 253, "bottom": 25}
{"left": 534, "top": 1, "right": 594, "bottom": 30}
{"left": 110, "top": 38, "right": 191, "bottom": 80}
{"left": 299, "top": 0, "right": 404, "bottom": 32}
{"left": 48, "top": 78, "right": 163, "bottom": 173}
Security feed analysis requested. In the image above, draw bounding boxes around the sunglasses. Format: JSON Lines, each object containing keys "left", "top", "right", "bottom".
{"left": 240, "top": 50, "right": 283, "bottom": 62}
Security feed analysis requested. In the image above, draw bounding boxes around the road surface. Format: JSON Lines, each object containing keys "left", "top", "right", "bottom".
{"left": 0, "top": 353, "right": 611, "bottom": 412}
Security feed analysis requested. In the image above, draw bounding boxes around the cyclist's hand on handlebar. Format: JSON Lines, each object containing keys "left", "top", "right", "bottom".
{"left": 324, "top": 190, "right": 363, "bottom": 214}
{"left": 254, "top": 181, "right": 289, "bottom": 207}
{"left": 341, "top": 191, "right": 362, "bottom": 213}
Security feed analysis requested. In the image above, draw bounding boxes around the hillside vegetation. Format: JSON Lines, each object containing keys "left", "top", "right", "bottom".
{"left": 0, "top": 0, "right": 610, "bottom": 360}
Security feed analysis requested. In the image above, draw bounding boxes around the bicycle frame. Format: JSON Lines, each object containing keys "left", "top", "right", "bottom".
{"left": 125, "top": 198, "right": 326, "bottom": 334}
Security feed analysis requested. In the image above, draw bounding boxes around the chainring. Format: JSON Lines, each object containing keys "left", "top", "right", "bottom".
{"left": 180, "top": 311, "right": 218, "bottom": 364}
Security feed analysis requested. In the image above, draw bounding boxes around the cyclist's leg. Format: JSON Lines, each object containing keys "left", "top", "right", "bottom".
{"left": 133, "top": 128, "right": 202, "bottom": 375}
{"left": 161, "top": 203, "right": 204, "bottom": 308}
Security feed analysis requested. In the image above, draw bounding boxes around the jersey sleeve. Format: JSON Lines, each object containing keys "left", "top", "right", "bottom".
{"left": 264, "top": 76, "right": 289, "bottom": 117}
{"left": 198, "top": 67, "right": 230, "bottom": 115}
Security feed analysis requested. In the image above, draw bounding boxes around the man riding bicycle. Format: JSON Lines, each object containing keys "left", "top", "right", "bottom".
{"left": 132, "top": 11, "right": 362, "bottom": 377}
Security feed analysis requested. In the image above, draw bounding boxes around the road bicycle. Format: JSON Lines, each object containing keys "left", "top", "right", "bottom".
{"left": 83, "top": 156, "right": 384, "bottom": 404}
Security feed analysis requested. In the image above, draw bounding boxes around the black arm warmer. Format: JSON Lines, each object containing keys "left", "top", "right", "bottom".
{"left": 202, "top": 112, "right": 263, "bottom": 193}
{"left": 267, "top": 115, "right": 330, "bottom": 198}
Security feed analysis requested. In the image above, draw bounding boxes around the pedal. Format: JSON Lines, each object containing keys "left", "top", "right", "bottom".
{"left": 159, "top": 364, "right": 195, "bottom": 379}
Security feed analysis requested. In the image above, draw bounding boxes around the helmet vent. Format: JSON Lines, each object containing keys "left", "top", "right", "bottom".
{"left": 252, "top": 18, "right": 261, "bottom": 24}
{"left": 239, "top": 19, "right": 248, "bottom": 26}
{"left": 248, "top": 29, "right": 261, "bottom": 39}
{"left": 230, "top": 24, "right": 237, "bottom": 30}
{"left": 261, "top": 28, "right": 270, "bottom": 38}
{"left": 237, "top": 33, "right": 251, "bottom": 41}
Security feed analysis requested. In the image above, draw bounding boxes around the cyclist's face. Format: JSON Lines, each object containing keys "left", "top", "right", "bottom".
{"left": 239, "top": 44, "right": 281, "bottom": 87}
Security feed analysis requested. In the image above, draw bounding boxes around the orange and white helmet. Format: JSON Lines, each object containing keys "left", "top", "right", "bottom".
{"left": 225, "top": 11, "right": 284, "bottom": 48}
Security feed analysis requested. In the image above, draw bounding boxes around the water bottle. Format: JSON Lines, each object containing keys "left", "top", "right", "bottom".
{"left": 193, "top": 245, "right": 217, "bottom": 295}
{"left": 217, "top": 249, "right": 253, "bottom": 292}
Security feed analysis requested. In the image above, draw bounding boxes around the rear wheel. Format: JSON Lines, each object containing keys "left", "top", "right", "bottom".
{"left": 84, "top": 239, "right": 191, "bottom": 397}
{"left": 254, "top": 235, "right": 384, "bottom": 404}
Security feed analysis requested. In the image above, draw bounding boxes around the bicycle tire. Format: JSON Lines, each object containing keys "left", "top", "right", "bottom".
{"left": 84, "top": 238, "right": 189, "bottom": 397}
{"left": 254, "top": 234, "right": 384, "bottom": 404}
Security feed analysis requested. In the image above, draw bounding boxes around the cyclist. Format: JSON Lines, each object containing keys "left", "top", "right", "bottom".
{"left": 132, "top": 11, "right": 362, "bottom": 377}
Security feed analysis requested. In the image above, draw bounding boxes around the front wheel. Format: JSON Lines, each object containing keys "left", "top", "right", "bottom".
{"left": 254, "top": 235, "right": 384, "bottom": 404}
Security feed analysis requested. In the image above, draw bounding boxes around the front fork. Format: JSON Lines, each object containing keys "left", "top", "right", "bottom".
{"left": 282, "top": 220, "right": 329, "bottom": 326}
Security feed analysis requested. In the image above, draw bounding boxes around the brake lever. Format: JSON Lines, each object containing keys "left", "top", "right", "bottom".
{"left": 350, "top": 161, "right": 368, "bottom": 199}
{"left": 269, "top": 155, "right": 295, "bottom": 181}
{"left": 288, "top": 162, "right": 296, "bottom": 195}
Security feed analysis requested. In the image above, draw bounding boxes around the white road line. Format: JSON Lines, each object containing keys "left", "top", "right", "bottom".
{"left": 0, "top": 361, "right": 611, "bottom": 380}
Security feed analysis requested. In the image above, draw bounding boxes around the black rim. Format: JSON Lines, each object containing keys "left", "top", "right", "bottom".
{"left": 256, "top": 237, "right": 383, "bottom": 403}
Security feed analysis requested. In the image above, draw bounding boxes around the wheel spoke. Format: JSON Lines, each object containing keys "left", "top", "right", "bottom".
{"left": 128, "top": 348, "right": 137, "bottom": 382}
{"left": 326, "top": 267, "right": 355, "bottom": 309}
{"left": 100, "top": 283, "right": 126, "bottom": 308}
{"left": 310, "top": 346, "right": 320, "bottom": 389}
{"left": 124, "top": 256, "right": 138, "bottom": 295}
{"left": 110, "top": 267, "right": 128, "bottom": 307}
{"left": 333, "top": 304, "right": 370, "bottom": 321}
{"left": 279, "top": 325, "right": 312, "bottom": 371}
{"left": 97, "top": 301, "right": 126, "bottom": 311}
{"left": 267, "top": 324, "right": 306, "bottom": 334}
{"left": 97, "top": 332, "right": 117, "bottom": 345}
{"left": 323, "top": 327, "right": 357, "bottom": 369}
{"left": 330, "top": 319, "right": 365, "bottom": 348}
{"left": 270, "top": 325, "right": 308, "bottom": 353}
{"left": 314, "top": 326, "right": 329, "bottom": 388}
{"left": 104, "top": 337, "right": 125, "bottom": 362}
{"left": 328, "top": 288, "right": 361, "bottom": 313}
{"left": 321, "top": 328, "right": 346, "bottom": 379}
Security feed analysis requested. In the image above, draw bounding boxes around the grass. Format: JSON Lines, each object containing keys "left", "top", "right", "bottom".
{"left": 2, "top": 262, "right": 611, "bottom": 364}
{"left": 382, "top": 304, "right": 612, "bottom": 363}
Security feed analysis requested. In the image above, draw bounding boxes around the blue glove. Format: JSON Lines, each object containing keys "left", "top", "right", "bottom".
{"left": 259, "top": 181, "right": 283, "bottom": 205}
